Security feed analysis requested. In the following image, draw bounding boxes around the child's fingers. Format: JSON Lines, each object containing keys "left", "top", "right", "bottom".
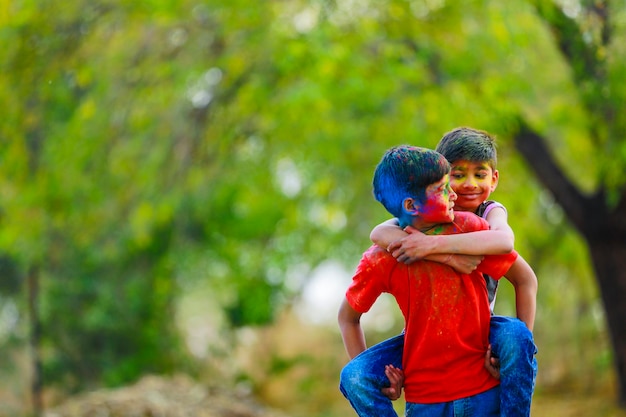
{"left": 484, "top": 345, "right": 500, "bottom": 380}
{"left": 382, "top": 365, "right": 404, "bottom": 400}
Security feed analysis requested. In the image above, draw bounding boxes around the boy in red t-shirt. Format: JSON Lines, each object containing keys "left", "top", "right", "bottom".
{"left": 338, "top": 145, "right": 517, "bottom": 416}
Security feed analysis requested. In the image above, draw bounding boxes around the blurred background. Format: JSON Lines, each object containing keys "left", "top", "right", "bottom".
{"left": 1, "top": 0, "right": 626, "bottom": 416}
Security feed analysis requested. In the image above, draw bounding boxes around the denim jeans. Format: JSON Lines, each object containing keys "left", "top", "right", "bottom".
{"left": 339, "top": 316, "right": 537, "bottom": 417}
{"left": 339, "top": 334, "right": 404, "bottom": 417}
{"left": 405, "top": 385, "right": 500, "bottom": 417}
{"left": 489, "top": 315, "right": 538, "bottom": 417}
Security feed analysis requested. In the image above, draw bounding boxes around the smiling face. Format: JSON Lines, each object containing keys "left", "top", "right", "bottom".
{"left": 449, "top": 160, "right": 499, "bottom": 213}
{"left": 406, "top": 174, "right": 457, "bottom": 230}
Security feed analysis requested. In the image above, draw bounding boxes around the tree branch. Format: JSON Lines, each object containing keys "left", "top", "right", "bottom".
{"left": 512, "top": 118, "right": 605, "bottom": 236}
{"left": 531, "top": 1, "right": 605, "bottom": 84}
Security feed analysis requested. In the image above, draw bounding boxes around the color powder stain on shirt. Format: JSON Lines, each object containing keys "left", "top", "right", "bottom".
{"left": 422, "top": 224, "right": 447, "bottom": 235}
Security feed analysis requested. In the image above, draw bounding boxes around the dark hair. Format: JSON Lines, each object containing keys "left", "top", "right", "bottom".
{"left": 373, "top": 145, "right": 450, "bottom": 218}
{"left": 436, "top": 127, "right": 497, "bottom": 169}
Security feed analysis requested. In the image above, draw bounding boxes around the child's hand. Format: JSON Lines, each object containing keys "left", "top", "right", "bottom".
{"left": 484, "top": 344, "right": 501, "bottom": 380}
{"left": 445, "top": 254, "right": 484, "bottom": 274}
{"left": 388, "top": 227, "right": 431, "bottom": 264}
{"left": 381, "top": 364, "right": 404, "bottom": 400}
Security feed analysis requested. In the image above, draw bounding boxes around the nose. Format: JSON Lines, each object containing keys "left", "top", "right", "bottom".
{"left": 462, "top": 176, "right": 478, "bottom": 188}
{"left": 450, "top": 189, "right": 457, "bottom": 201}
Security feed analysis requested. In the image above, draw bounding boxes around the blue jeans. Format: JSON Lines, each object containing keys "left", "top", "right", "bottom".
{"left": 489, "top": 316, "right": 538, "bottom": 417}
{"left": 339, "top": 316, "right": 537, "bottom": 417}
{"left": 340, "top": 334, "right": 404, "bottom": 417}
{"left": 405, "top": 385, "right": 500, "bottom": 417}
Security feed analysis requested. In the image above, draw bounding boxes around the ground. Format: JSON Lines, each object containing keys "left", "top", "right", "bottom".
{"left": 531, "top": 394, "right": 626, "bottom": 417}
{"left": 44, "top": 375, "right": 289, "bottom": 417}
{"left": 40, "top": 374, "right": 626, "bottom": 417}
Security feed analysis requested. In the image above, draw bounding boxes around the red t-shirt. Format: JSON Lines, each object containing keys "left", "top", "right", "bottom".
{"left": 346, "top": 211, "right": 518, "bottom": 403}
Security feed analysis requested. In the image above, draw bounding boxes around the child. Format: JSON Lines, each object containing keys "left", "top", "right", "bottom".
{"left": 341, "top": 128, "right": 538, "bottom": 417}
{"left": 339, "top": 145, "right": 518, "bottom": 416}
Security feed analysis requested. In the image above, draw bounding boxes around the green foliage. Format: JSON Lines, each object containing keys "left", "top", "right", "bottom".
{"left": 1, "top": 0, "right": 624, "bottom": 403}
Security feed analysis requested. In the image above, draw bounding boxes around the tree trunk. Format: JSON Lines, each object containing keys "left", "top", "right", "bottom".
{"left": 588, "top": 243, "right": 626, "bottom": 407}
{"left": 27, "top": 265, "right": 43, "bottom": 416}
{"left": 513, "top": 121, "right": 626, "bottom": 407}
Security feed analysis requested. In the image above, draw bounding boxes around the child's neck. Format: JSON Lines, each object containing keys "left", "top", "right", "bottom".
{"left": 454, "top": 207, "right": 480, "bottom": 215}
{"left": 410, "top": 219, "right": 445, "bottom": 234}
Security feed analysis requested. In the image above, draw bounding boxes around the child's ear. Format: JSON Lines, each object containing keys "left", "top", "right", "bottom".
{"left": 490, "top": 169, "right": 500, "bottom": 192}
{"left": 402, "top": 198, "right": 420, "bottom": 215}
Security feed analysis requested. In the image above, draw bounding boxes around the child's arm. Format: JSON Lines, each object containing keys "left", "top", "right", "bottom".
{"left": 370, "top": 217, "right": 514, "bottom": 264}
{"left": 370, "top": 218, "right": 407, "bottom": 250}
{"left": 483, "top": 205, "right": 514, "bottom": 239}
{"left": 338, "top": 298, "right": 366, "bottom": 359}
{"left": 502, "top": 255, "right": 538, "bottom": 331}
{"left": 480, "top": 206, "right": 537, "bottom": 329}
{"left": 338, "top": 298, "right": 405, "bottom": 400}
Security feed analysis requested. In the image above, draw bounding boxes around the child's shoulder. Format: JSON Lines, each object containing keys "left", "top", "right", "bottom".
{"left": 452, "top": 211, "right": 490, "bottom": 232}
{"left": 477, "top": 200, "right": 507, "bottom": 219}
{"left": 356, "top": 245, "right": 397, "bottom": 274}
{"left": 362, "top": 244, "right": 395, "bottom": 262}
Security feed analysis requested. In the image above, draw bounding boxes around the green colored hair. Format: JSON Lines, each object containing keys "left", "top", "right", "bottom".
{"left": 436, "top": 127, "right": 497, "bottom": 169}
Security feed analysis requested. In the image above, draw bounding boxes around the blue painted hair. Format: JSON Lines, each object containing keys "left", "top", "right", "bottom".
{"left": 373, "top": 145, "right": 450, "bottom": 218}
{"left": 436, "top": 127, "right": 497, "bottom": 169}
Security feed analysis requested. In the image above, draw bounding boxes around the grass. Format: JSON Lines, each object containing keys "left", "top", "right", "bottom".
{"left": 531, "top": 393, "right": 626, "bottom": 417}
